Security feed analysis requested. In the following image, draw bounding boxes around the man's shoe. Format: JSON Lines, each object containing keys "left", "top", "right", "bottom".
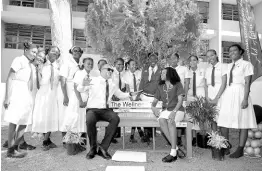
{"left": 141, "top": 135, "right": 150, "bottom": 144}
{"left": 162, "top": 154, "right": 177, "bottom": 163}
{"left": 177, "top": 148, "right": 186, "bottom": 159}
{"left": 97, "top": 146, "right": 111, "bottom": 160}
{"left": 86, "top": 149, "right": 97, "bottom": 159}
{"left": 47, "top": 141, "right": 57, "bottom": 149}
{"left": 129, "top": 137, "right": 138, "bottom": 143}
{"left": 6, "top": 147, "right": 27, "bottom": 158}
{"left": 19, "top": 142, "right": 36, "bottom": 150}
{"left": 2, "top": 140, "right": 8, "bottom": 148}
{"left": 111, "top": 138, "right": 118, "bottom": 144}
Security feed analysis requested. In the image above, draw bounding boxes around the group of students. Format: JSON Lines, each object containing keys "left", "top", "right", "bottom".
{"left": 2, "top": 41, "right": 258, "bottom": 163}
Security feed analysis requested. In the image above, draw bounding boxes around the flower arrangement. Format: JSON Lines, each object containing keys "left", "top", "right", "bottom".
{"left": 207, "top": 131, "right": 229, "bottom": 150}
{"left": 185, "top": 96, "right": 218, "bottom": 134}
{"left": 62, "top": 127, "right": 86, "bottom": 144}
{"left": 85, "top": 0, "right": 204, "bottom": 66}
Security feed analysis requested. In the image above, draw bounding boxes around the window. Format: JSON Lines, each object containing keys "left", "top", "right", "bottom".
{"left": 4, "top": 23, "right": 90, "bottom": 52}
{"left": 222, "top": 4, "right": 239, "bottom": 21}
{"left": 197, "top": 1, "right": 209, "bottom": 23}
{"left": 9, "top": 0, "right": 93, "bottom": 12}
{"left": 222, "top": 41, "right": 240, "bottom": 63}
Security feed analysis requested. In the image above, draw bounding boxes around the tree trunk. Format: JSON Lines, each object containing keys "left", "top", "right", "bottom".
{"left": 48, "top": 0, "right": 73, "bottom": 62}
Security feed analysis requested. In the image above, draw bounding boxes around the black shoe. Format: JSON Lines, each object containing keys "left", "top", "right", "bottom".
{"left": 111, "top": 138, "right": 118, "bottom": 144}
{"left": 2, "top": 140, "right": 8, "bottom": 148}
{"left": 162, "top": 154, "right": 177, "bottom": 163}
{"left": 141, "top": 135, "right": 150, "bottom": 144}
{"left": 177, "top": 148, "right": 186, "bottom": 159}
{"left": 97, "top": 146, "right": 112, "bottom": 160}
{"left": 6, "top": 146, "right": 27, "bottom": 158}
{"left": 19, "top": 142, "right": 36, "bottom": 150}
{"left": 129, "top": 137, "right": 138, "bottom": 143}
{"left": 86, "top": 148, "right": 97, "bottom": 159}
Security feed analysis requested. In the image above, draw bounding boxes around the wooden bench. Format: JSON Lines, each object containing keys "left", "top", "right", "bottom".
{"left": 96, "top": 101, "right": 193, "bottom": 158}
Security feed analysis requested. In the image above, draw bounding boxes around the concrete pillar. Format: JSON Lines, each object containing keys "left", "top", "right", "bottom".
{"left": 208, "top": 0, "right": 222, "bottom": 61}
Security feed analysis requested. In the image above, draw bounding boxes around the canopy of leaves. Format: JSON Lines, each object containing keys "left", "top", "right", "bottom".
{"left": 85, "top": 0, "right": 204, "bottom": 65}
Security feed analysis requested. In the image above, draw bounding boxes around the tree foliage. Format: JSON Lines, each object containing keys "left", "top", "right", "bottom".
{"left": 85, "top": 0, "right": 204, "bottom": 65}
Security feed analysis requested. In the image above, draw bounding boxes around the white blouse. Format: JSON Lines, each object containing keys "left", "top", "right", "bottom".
{"left": 205, "top": 62, "right": 228, "bottom": 86}
{"left": 122, "top": 70, "right": 141, "bottom": 92}
{"left": 11, "top": 55, "right": 31, "bottom": 82}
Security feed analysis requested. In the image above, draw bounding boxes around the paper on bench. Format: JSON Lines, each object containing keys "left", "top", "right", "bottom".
{"left": 112, "top": 151, "right": 147, "bottom": 163}
{"left": 105, "top": 166, "right": 145, "bottom": 171}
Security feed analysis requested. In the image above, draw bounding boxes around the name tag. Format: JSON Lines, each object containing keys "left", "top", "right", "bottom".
{"left": 109, "top": 101, "right": 162, "bottom": 108}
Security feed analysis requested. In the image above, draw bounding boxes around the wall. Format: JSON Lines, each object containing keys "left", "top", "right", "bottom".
{"left": 254, "top": 1, "right": 262, "bottom": 33}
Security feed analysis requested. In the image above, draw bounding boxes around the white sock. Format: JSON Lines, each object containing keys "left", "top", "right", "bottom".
{"left": 176, "top": 146, "right": 178, "bottom": 150}
{"left": 170, "top": 149, "right": 177, "bottom": 157}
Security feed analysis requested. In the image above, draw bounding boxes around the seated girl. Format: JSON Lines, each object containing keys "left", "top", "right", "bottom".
{"left": 151, "top": 67, "right": 185, "bottom": 162}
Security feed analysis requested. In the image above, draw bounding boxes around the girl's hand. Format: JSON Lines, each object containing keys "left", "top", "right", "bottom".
{"left": 241, "top": 99, "right": 248, "bottom": 109}
{"left": 63, "top": 96, "right": 69, "bottom": 106}
{"left": 151, "top": 107, "right": 160, "bottom": 118}
{"left": 3, "top": 98, "right": 10, "bottom": 109}
{"left": 168, "top": 111, "right": 177, "bottom": 124}
{"left": 79, "top": 101, "right": 87, "bottom": 108}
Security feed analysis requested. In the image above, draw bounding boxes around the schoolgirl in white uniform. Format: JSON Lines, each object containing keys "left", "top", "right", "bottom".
{"left": 3, "top": 41, "right": 37, "bottom": 158}
{"left": 31, "top": 46, "right": 61, "bottom": 151}
{"left": 205, "top": 49, "right": 228, "bottom": 130}
{"left": 122, "top": 59, "right": 144, "bottom": 143}
{"left": 184, "top": 55, "right": 207, "bottom": 145}
{"left": 59, "top": 46, "right": 83, "bottom": 142}
{"left": 215, "top": 44, "right": 257, "bottom": 158}
{"left": 63, "top": 57, "right": 94, "bottom": 133}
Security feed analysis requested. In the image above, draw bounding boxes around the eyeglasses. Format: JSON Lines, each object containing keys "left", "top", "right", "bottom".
{"left": 73, "top": 50, "right": 81, "bottom": 53}
{"left": 103, "top": 68, "right": 114, "bottom": 72}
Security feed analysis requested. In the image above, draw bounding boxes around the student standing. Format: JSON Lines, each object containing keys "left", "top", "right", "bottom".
{"left": 123, "top": 59, "right": 144, "bottom": 143}
{"left": 184, "top": 55, "right": 207, "bottom": 145}
{"left": 205, "top": 49, "right": 227, "bottom": 131}
{"left": 3, "top": 41, "right": 37, "bottom": 158}
{"left": 63, "top": 57, "right": 94, "bottom": 135}
{"left": 215, "top": 44, "right": 257, "bottom": 158}
{"left": 59, "top": 46, "right": 83, "bottom": 144}
{"left": 31, "top": 46, "right": 61, "bottom": 151}
{"left": 151, "top": 67, "right": 185, "bottom": 162}
{"left": 137, "top": 53, "right": 161, "bottom": 143}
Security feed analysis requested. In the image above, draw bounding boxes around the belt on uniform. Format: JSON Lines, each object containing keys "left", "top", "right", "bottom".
{"left": 142, "top": 92, "right": 154, "bottom": 97}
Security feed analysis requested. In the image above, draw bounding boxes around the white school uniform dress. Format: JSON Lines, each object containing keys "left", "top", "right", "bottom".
{"left": 185, "top": 68, "right": 206, "bottom": 101}
{"left": 61, "top": 69, "right": 89, "bottom": 133}
{"left": 217, "top": 59, "right": 257, "bottom": 129}
{"left": 31, "top": 60, "right": 60, "bottom": 133}
{"left": 123, "top": 70, "right": 141, "bottom": 100}
{"left": 58, "top": 59, "right": 80, "bottom": 132}
{"left": 205, "top": 62, "right": 227, "bottom": 121}
{"left": 175, "top": 65, "right": 188, "bottom": 88}
{"left": 4, "top": 55, "right": 34, "bottom": 125}
{"left": 185, "top": 68, "right": 206, "bottom": 130}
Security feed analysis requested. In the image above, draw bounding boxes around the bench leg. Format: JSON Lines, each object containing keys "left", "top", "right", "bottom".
{"left": 123, "top": 127, "right": 125, "bottom": 149}
{"left": 152, "top": 127, "right": 155, "bottom": 151}
{"left": 186, "top": 123, "right": 193, "bottom": 158}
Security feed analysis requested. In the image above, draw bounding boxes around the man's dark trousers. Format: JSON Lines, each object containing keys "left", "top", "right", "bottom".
{"left": 86, "top": 109, "right": 120, "bottom": 151}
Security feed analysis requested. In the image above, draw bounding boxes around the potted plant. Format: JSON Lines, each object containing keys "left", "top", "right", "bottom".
{"left": 185, "top": 96, "right": 218, "bottom": 148}
{"left": 207, "top": 131, "right": 229, "bottom": 161}
{"left": 62, "top": 127, "right": 86, "bottom": 155}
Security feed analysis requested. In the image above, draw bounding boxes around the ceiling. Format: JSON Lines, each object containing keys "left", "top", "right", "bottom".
{"left": 222, "top": 0, "right": 262, "bottom": 6}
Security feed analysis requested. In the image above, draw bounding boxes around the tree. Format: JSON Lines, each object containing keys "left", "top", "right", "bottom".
{"left": 48, "top": 0, "right": 73, "bottom": 63}
{"left": 85, "top": 0, "right": 204, "bottom": 66}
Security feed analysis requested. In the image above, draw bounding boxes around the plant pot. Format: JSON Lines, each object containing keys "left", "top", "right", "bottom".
{"left": 211, "top": 147, "right": 225, "bottom": 161}
{"left": 66, "top": 143, "right": 78, "bottom": 155}
{"left": 197, "top": 133, "right": 209, "bottom": 149}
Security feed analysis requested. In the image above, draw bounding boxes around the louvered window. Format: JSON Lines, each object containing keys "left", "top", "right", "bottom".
{"left": 197, "top": 1, "right": 209, "bottom": 23}
{"left": 222, "top": 4, "right": 239, "bottom": 21}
